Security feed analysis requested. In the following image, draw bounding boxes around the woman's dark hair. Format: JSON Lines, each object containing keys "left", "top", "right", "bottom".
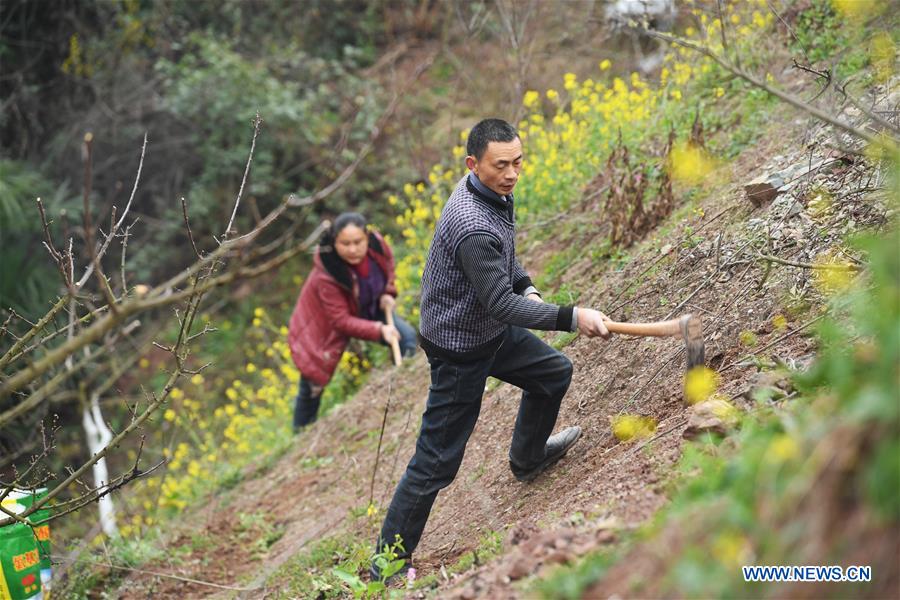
{"left": 331, "top": 212, "right": 367, "bottom": 237}
{"left": 466, "top": 118, "right": 519, "bottom": 160}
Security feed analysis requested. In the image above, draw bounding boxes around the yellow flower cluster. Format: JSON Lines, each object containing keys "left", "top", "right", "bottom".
{"left": 120, "top": 305, "right": 380, "bottom": 535}
{"left": 386, "top": 2, "right": 774, "bottom": 318}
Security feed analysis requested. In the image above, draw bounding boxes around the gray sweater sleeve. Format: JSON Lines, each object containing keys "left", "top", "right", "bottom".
{"left": 456, "top": 234, "right": 575, "bottom": 331}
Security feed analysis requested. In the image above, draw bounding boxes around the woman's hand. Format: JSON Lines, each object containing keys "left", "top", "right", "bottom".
{"left": 379, "top": 294, "right": 396, "bottom": 313}
{"left": 380, "top": 323, "right": 400, "bottom": 345}
{"left": 526, "top": 292, "right": 543, "bottom": 303}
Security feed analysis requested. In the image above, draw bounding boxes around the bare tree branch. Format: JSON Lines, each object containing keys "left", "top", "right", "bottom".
{"left": 80, "top": 133, "right": 118, "bottom": 311}
{"left": 0, "top": 296, "right": 68, "bottom": 371}
{"left": 181, "top": 197, "right": 201, "bottom": 259}
{"left": 224, "top": 113, "right": 262, "bottom": 240}
{"left": 76, "top": 132, "right": 147, "bottom": 289}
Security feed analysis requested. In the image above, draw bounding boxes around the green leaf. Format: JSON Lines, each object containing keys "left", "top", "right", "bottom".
{"left": 332, "top": 568, "right": 366, "bottom": 595}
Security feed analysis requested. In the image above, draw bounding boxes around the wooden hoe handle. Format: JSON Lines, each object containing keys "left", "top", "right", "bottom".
{"left": 385, "top": 311, "right": 403, "bottom": 366}
{"left": 604, "top": 317, "right": 684, "bottom": 338}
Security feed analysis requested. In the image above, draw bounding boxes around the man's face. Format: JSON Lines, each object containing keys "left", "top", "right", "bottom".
{"left": 466, "top": 137, "right": 523, "bottom": 197}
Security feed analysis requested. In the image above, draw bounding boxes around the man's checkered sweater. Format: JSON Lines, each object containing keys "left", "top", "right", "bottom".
{"left": 419, "top": 174, "right": 576, "bottom": 361}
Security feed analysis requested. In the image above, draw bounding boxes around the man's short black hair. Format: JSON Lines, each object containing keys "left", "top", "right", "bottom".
{"left": 466, "top": 118, "right": 519, "bottom": 160}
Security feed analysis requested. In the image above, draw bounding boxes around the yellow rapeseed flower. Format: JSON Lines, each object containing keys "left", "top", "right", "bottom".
{"left": 684, "top": 366, "right": 719, "bottom": 404}
{"left": 170, "top": 388, "right": 184, "bottom": 401}
{"left": 811, "top": 259, "right": 856, "bottom": 295}
{"left": 599, "top": 59, "right": 611, "bottom": 71}
{"left": 766, "top": 434, "right": 799, "bottom": 464}
{"left": 832, "top": 0, "right": 882, "bottom": 20}
{"left": 523, "top": 90, "right": 540, "bottom": 108}
{"left": 669, "top": 142, "right": 715, "bottom": 184}
{"left": 164, "top": 409, "right": 176, "bottom": 422}
{"left": 869, "top": 31, "right": 896, "bottom": 83}
{"left": 772, "top": 314, "right": 788, "bottom": 331}
{"left": 712, "top": 530, "right": 751, "bottom": 567}
{"left": 610, "top": 414, "right": 658, "bottom": 442}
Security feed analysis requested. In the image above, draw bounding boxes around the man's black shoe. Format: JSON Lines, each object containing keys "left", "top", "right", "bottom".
{"left": 510, "top": 425, "right": 582, "bottom": 482}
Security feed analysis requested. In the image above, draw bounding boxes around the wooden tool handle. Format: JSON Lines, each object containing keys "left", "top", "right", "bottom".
{"left": 604, "top": 317, "right": 683, "bottom": 338}
{"left": 385, "top": 311, "right": 402, "bottom": 366}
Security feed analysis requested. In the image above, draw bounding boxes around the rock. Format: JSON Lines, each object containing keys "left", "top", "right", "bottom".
{"left": 507, "top": 556, "right": 534, "bottom": 580}
{"left": 785, "top": 202, "right": 803, "bottom": 218}
{"left": 457, "top": 588, "right": 476, "bottom": 600}
{"left": 745, "top": 174, "right": 785, "bottom": 207}
{"left": 545, "top": 549, "right": 573, "bottom": 565}
{"left": 553, "top": 537, "right": 570, "bottom": 550}
{"left": 596, "top": 529, "right": 617, "bottom": 544}
{"left": 505, "top": 522, "right": 537, "bottom": 546}
{"left": 683, "top": 398, "right": 741, "bottom": 439}
{"left": 741, "top": 370, "right": 793, "bottom": 403}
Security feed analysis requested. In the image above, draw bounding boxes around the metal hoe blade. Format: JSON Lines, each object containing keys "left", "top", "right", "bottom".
{"left": 680, "top": 314, "right": 705, "bottom": 369}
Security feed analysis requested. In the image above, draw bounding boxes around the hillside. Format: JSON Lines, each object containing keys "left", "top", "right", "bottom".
{"left": 89, "top": 83, "right": 896, "bottom": 598}
{"left": 18, "top": 2, "right": 896, "bottom": 598}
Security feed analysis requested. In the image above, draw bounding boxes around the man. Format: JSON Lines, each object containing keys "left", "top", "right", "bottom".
{"left": 372, "top": 118, "right": 610, "bottom": 579}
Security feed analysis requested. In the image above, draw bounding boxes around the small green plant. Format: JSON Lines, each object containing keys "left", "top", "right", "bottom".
{"left": 333, "top": 536, "right": 407, "bottom": 598}
{"left": 680, "top": 225, "right": 704, "bottom": 248}
{"left": 236, "top": 511, "right": 284, "bottom": 559}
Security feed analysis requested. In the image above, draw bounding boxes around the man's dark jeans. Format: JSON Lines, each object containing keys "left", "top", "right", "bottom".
{"left": 293, "top": 311, "right": 417, "bottom": 430}
{"left": 376, "top": 325, "right": 573, "bottom": 557}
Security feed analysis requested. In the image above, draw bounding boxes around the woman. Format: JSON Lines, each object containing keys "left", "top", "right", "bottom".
{"left": 287, "top": 212, "right": 417, "bottom": 431}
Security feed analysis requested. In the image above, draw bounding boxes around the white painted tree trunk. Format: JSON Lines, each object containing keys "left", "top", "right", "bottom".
{"left": 82, "top": 394, "right": 118, "bottom": 537}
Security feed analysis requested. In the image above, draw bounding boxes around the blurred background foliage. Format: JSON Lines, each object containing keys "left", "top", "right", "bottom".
{"left": 0, "top": 0, "right": 431, "bottom": 311}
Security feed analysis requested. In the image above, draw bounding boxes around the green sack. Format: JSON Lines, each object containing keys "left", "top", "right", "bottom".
{"left": 3, "top": 491, "right": 50, "bottom": 599}
{"left": 0, "top": 494, "right": 43, "bottom": 600}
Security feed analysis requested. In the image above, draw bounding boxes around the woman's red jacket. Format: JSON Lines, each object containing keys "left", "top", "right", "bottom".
{"left": 287, "top": 231, "right": 398, "bottom": 386}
